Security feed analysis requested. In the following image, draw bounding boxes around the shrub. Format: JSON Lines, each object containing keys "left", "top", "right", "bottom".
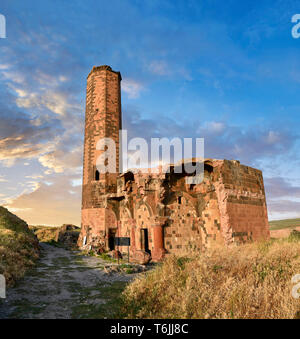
{"left": 289, "top": 230, "right": 300, "bottom": 242}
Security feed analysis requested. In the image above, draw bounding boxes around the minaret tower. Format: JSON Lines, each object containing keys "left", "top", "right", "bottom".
{"left": 79, "top": 65, "right": 122, "bottom": 248}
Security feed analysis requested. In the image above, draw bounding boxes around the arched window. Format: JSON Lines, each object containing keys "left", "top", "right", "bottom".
{"left": 204, "top": 163, "right": 213, "bottom": 173}
{"left": 95, "top": 170, "right": 100, "bottom": 181}
{"left": 204, "top": 163, "right": 213, "bottom": 179}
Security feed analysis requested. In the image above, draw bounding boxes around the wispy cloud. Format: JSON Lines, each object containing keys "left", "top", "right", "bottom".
{"left": 148, "top": 60, "right": 170, "bottom": 76}
{"left": 124, "top": 106, "right": 299, "bottom": 167}
{"left": 122, "top": 79, "right": 144, "bottom": 99}
{"left": 0, "top": 175, "right": 7, "bottom": 183}
{"left": 5, "top": 174, "right": 81, "bottom": 226}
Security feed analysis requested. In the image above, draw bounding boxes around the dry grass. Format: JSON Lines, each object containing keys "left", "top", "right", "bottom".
{"left": 29, "top": 225, "right": 59, "bottom": 243}
{"left": 29, "top": 224, "right": 80, "bottom": 249}
{"left": 0, "top": 207, "right": 40, "bottom": 287}
{"left": 0, "top": 229, "right": 40, "bottom": 287}
{"left": 121, "top": 235, "right": 300, "bottom": 319}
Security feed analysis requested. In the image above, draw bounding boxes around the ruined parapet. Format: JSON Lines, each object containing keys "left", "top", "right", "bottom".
{"left": 213, "top": 160, "right": 270, "bottom": 244}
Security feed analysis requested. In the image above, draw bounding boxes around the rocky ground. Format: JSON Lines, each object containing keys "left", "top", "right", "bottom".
{"left": 0, "top": 243, "right": 137, "bottom": 319}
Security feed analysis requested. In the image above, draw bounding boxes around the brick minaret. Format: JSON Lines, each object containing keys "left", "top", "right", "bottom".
{"left": 79, "top": 65, "right": 122, "bottom": 249}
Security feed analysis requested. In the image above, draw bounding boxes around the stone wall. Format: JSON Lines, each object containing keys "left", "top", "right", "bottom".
{"left": 78, "top": 65, "right": 270, "bottom": 263}
{"left": 214, "top": 160, "right": 269, "bottom": 244}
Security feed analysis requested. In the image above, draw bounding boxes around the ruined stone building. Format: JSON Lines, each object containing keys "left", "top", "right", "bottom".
{"left": 78, "top": 65, "right": 270, "bottom": 263}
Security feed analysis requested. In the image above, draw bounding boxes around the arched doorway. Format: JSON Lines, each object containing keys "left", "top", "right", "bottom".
{"left": 135, "top": 203, "right": 153, "bottom": 254}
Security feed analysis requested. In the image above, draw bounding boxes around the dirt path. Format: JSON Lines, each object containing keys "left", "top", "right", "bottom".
{"left": 0, "top": 243, "right": 135, "bottom": 319}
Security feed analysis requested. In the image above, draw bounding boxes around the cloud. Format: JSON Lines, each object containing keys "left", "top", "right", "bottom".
{"left": 0, "top": 109, "right": 62, "bottom": 165}
{"left": 267, "top": 200, "right": 300, "bottom": 219}
{"left": 0, "top": 137, "right": 53, "bottom": 163}
{"left": 25, "top": 174, "right": 44, "bottom": 179}
{"left": 0, "top": 175, "right": 7, "bottom": 183}
{"left": 265, "top": 177, "right": 300, "bottom": 199}
{"left": 147, "top": 60, "right": 192, "bottom": 80}
{"left": 0, "top": 60, "right": 83, "bottom": 172}
{"left": 0, "top": 64, "right": 10, "bottom": 70}
{"left": 148, "top": 60, "right": 170, "bottom": 75}
{"left": 0, "top": 0, "right": 300, "bottom": 224}
{"left": 263, "top": 176, "right": 300, "bottom": 220}
{"left": 122, "top": 79, "right": 144, "bottom": 98}
{"left": 0, "top": 69, "right": 66, "bottom": 164}
{"left": 16, "top": 90, "right": 80, "bottom": 116}
{"left": 197, "top": 122, "right": 298, "bottom": 166}
{"left": 38, "top": 145, "right": 83, "bottom": 173}
{"left": 264, "top": 176, "right": 300, "bottom": 218}
{"left": 2, "top": 70, "right": 26, "bottom": 84}
{"left": 123, "top": 107, "right": 299, "bottom": 167}
{"left": 204, "top": 121, "right": 226, "bottom": 134}
{"left": 5, "top": 174, "right": 81, "bottom": 226}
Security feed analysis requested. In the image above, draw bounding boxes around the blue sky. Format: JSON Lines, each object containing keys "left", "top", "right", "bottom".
{"left": 0, "top": 0, "right": 300, "bottom": 225}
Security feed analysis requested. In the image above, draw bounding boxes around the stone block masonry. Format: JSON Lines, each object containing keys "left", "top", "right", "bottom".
{"left": 78, "top": 65, "right": 270, "bottom": 263}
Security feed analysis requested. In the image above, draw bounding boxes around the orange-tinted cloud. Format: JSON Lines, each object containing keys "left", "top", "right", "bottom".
{"left": 5, "top": 174, "right": 81, "bottom": 226}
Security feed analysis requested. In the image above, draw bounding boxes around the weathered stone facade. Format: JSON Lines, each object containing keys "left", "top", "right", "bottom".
{"left": 78, "top": 65, "right": 270, "bottom": 262}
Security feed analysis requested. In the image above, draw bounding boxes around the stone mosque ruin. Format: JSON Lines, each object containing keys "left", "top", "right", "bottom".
{"left": 78, "top": 65, "right": 270, "bottom": 263}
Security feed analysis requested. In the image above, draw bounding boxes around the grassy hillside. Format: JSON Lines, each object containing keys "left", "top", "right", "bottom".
{"left": 0, "top": 207, "right": 40, "bottom": 286}
{"left": 121, "top": 234, "right": 300, "bottom": 319}
{"left": 269, "top": 218, "right": 300, "bottom": 231}
{"left": 29, "top": 224, "right": 80, "bottom": 249}
{"left": 29, "top": 225, "right": 60, "bottom": 244}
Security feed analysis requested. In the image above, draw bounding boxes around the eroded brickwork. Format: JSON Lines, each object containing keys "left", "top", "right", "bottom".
{"left": 78, "top": 65, "right": 270, "bottom": 263}
{"left": 81, "top": 65, "right": 122, "bottom": 250}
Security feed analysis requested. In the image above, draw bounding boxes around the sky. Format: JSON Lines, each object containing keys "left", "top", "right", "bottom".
{"left": 0, "top": 0, "right": 300, "bottom": 225}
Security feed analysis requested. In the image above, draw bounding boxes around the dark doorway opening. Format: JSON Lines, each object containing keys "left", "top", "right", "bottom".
{"left": 141, "top": 228, "right": 151, "bottom": 254}
{"left": 108, "top": 229, "right": 116, "bottom": 250}
{"left": 95, "top": 170, "right": 100, "bottom": 181}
